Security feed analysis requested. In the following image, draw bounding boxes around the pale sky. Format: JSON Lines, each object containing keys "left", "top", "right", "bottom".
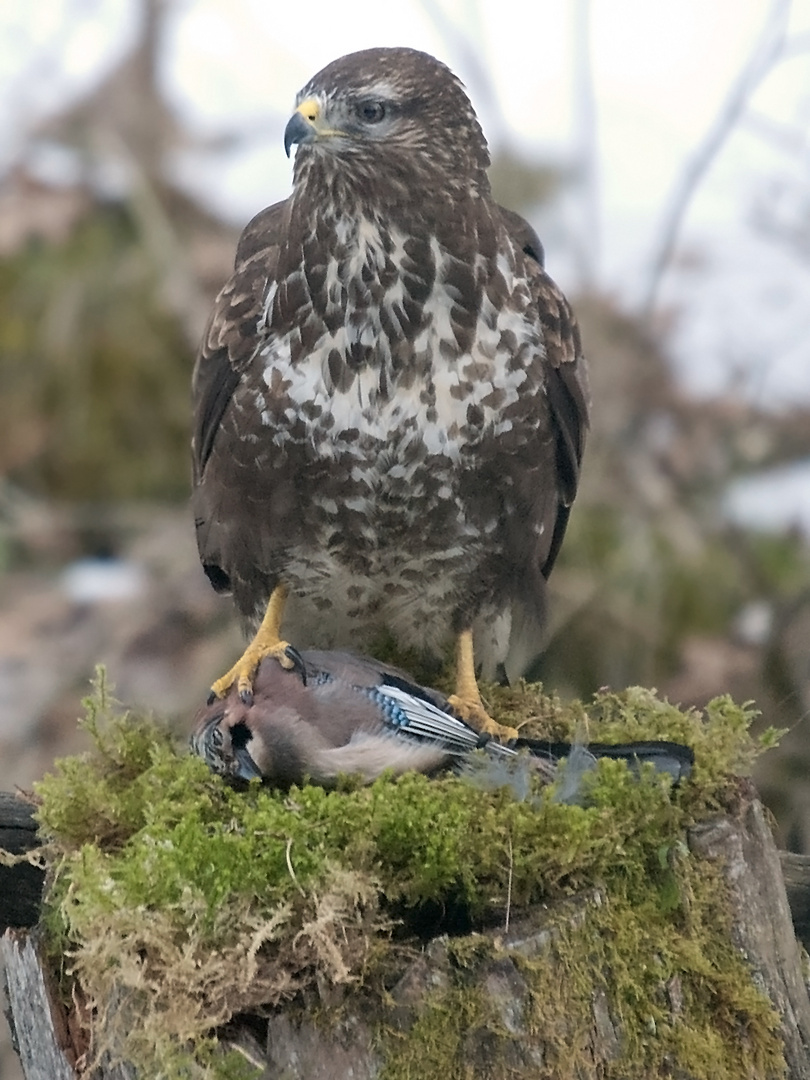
{"left": 2, "top": 0, "right": 810, "bottom": 403}
{"left": 2, "top": 0, "right": 806, "bottom": 217}
{"left": 166, "top": 0, "right": 810, "bottom": 233}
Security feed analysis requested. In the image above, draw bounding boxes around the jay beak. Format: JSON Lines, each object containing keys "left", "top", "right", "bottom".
{"left": 189, "top": 650, "right": 694, "bottom": 791}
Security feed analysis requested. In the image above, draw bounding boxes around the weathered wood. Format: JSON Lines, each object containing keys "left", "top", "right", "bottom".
{"left": 2, "top": 930, "right": 139, "bottom": 1080}
{"left": 0, "top": 793, "right": 45, "bottom": 931}
{"left": 0, "top": 792, "right": 39, "bottom": 836}
{"left": 690, "top": 801, "right": 810, "bottom": 1079}
{"left": 780, "top": 851, "right": 810, "bottom": 952}
{"left": 1, "top": 931, "right": 74, "bottom": 1080}
{"left": 257, "top": 894, "right": 612, "bottom": 1080}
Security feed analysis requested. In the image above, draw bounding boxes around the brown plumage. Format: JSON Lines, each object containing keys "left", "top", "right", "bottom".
{"left": 192, "top": 47, "right": 589, "bottom": 736}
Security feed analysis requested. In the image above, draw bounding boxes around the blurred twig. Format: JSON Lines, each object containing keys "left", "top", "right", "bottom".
{"left": 639, "top": 0, "right": 794, "bottom": 319}
{"left": 417, "top": 0, "right": 506, "bottom": 132}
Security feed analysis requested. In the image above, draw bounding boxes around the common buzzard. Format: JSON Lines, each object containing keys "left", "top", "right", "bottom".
{"left": 192, "top": 47, "right": 589, "bottom": 738}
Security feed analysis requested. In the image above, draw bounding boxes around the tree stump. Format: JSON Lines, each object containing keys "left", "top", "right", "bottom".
{"left": 3, "top": 790, "right": 810, "bottom": 1078}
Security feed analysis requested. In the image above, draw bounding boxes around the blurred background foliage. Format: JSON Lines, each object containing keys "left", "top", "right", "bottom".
{"left": 0, "top": 0, "right": 809, "bottom": 859}
{"left": 0, "top": 203, "right": 191, "bottom": 500}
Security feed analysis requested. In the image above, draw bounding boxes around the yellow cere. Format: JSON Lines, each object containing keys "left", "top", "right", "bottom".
{"left": 296, "top": 98, "right": 321, "bottom": 123}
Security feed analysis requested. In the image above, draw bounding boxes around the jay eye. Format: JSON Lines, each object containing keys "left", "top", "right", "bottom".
{"left": 358, "top": 100, "right": 386, "bottom": 124}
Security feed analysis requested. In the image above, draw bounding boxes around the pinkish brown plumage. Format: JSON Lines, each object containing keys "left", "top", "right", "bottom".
{"left": 189, "top": 651, "right": 694, "bottom": 790}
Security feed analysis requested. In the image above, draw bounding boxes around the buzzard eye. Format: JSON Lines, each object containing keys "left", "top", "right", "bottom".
{"left": 358, "top": 101, "right": 386, "bottom": 124}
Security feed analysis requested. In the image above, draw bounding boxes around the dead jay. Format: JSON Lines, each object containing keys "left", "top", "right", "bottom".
{"left": 190, "top": 649, "right": 693, "bottom": 792}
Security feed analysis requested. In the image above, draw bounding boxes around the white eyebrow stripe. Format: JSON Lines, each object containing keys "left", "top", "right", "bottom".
{"left": 355, "top": 81, "right": 397, "bottom": 99}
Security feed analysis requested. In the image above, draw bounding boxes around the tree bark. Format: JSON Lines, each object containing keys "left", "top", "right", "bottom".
{"left": 690, "top": 801, "right": 810, "bottom": 1078}
{"left": 0, "top": 793, "right": 45, "bottom": 932}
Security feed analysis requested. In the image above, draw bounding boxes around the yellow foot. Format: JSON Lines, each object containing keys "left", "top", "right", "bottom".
{"left": 209, "top": 640, "right": 296, "bottom": 705}
{"left": 447, "top": 694, "right": 519, "bottom": 743}
{"left": 208, "top": 583, "right": 297, "bottom": 705}
{"left": 450, "top": 627, "right": 518, "bottom": 742}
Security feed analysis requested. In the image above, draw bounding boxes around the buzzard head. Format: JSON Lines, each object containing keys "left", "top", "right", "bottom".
{"left": 283, "top": 47, "right": 491, "bottom": 201}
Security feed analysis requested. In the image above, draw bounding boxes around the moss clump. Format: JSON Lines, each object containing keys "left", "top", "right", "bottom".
{"left": 34, "top": 670, "right": 783, "bottom": 1078}
{"left": 375, "top": 860, "right": 785, "bottom": 1080}
{"left": 380, "top": 986, "right": 493, "bottom": 1079}
{"left": 484, "top": 680, "right": 780, "bottom": 805}
{"left": 521, "top": 868, "right": 784, "bottom": 1079}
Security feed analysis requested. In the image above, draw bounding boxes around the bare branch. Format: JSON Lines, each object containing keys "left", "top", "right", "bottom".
{"left": 417, "top": 0, "right": 507, "bottom": 131}
{"left": 743, "top": 110, "right": 810, "bottom": 159}
{"left": 639, "top": 0, "right": 793, "bottom": 318}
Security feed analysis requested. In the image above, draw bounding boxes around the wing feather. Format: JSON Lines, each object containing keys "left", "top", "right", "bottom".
{"left": 498, "top": 205, "right": 590, "bottom": 579}
{"left": 191, "top": 200, "right": 288, "bottom": 480}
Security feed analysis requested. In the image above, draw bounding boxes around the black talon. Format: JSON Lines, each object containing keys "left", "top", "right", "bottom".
{"left": 284, "top": 645, "right": 308, "bottom": 686}
{"left": 476, "top": 732, "right": 492, "bottom": 749}
{"left": 240, "top": 689, "right": 254, "bottom": 706}
{"left": 206, "top": 690, "right": 217, "bottom": 706}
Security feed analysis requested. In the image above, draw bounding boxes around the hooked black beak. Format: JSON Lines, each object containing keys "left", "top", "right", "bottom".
{"left": 284, "top": 112, "right": 315, "bottom": 157}
{"left": 233, "top": 744, "right": 263, "bottom": 782}
{"left": 228, "top": 719, "right": 264, "bottom": 782}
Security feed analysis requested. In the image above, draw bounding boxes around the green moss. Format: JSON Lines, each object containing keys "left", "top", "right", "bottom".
{"left": 32, "top": 670, "right": 784, "bottom": 1077}
{"left": 380, "top": 987, "right": 492, "bottom": 1080}
{"left": 377, "top": 861, "right": 784, "bottom": 1079}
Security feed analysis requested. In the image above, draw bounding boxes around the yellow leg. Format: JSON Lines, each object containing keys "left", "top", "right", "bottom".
{"left": 447, "top": 629, "right": 518, "bottom": 742}
{"left": 209, "top": 583, "right": 295, "bottom": 703}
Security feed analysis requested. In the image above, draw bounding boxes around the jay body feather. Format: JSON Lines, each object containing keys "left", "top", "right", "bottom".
{"left": 190, "top": 650, "right": 693, "bottom": 792}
